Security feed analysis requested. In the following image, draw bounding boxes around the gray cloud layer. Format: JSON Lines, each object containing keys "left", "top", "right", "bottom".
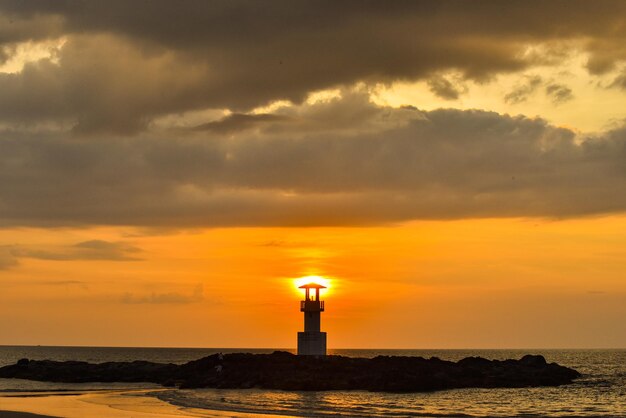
{"left": 1, "top": 2, "right": 625, "bottom": 227}
{"left": 0, "top": 93, "right": 625, "bottom": 227}
{"left": 1, "top": 1, "right": 626, "bottom": 132}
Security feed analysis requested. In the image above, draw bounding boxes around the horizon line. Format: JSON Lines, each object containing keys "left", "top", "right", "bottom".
{"left": 1, "top": 344, "right": 624, "bottom": 350}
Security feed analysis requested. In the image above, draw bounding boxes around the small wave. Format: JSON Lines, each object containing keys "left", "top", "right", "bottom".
{"left": 152, "top": 389, "right": 481, "bottom": 418}
{"left": 152, "top": 390, "right": 304, "bottom": 417}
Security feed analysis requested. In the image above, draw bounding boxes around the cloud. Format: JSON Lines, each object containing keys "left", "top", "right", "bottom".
{"left": 505, "top": 77, "right": 574, "bottom": 105}
{"left": 610, "top": 70, "right": 626, "bottom": 90}
{"left": 545, "top": 83, "right": 574, "bottom": 104}
{"left": 427, "top": 75, "right": 466, "bottom": 100}
{"left": 9, "top": 240, "right": 142, "bottom": 261}
{"left": 1, "top": 1, "right": 626, "bottom": 132}
{"left": 0, "top": 247, "right": 19, "bottom": 270}
{"left": 44, "top": 280, "right": 85, "bottom": 286}
{"left": 122, "top": 284, "right": 204, "bottom": 304}
{"left": 27, "top": 280, "right": 89, "bottom": 290}
{"left": 0, "top": 92, "right": 625, "bottom": 227}
{"left": 504, "top": 75, "right": 543, "bottom": 104}
{"left": 72, "top": 240, "right": 142, "bottom": 260}
{"left": 258, "top": 240, "right": 289, "bottom": 248}
{"left": 0, "top": 34, "right": 211, "bottom": 134}
{"left": 193, "top": 113, "right": 288, "bottom": 134}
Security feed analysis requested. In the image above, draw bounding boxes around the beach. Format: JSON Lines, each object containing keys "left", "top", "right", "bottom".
{"left": 0, "top": 390, "right": 286, "bottom": 418}
{"left": 1, "top": 390, "right": 196, "bottom": 418}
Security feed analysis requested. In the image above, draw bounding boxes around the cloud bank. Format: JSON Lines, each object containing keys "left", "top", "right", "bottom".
{"left": 1, "top": 1, "right": 626, "bottom": 132}
{"left": 0, "top": 92, "right": 625, "bottom": 227}
{"left": 0, "top": 2, "right": 625, "bottom": 228}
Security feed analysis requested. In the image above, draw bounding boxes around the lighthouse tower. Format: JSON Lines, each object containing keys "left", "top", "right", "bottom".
{"left": 297, "top": 283, "right": 327, "bottom": 356}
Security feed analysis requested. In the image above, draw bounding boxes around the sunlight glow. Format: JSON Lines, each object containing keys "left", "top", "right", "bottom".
{"left": 0, "top": 38, "right": 66, "bottom": 74}
{"left": 293, "top": 275, "right": 332, "bottom": 297}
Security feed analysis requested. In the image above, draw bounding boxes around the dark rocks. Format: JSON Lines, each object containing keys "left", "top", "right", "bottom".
{"left": 0, "top": 359, "right": 179, "bottom": 383}
{"left": 519, "top": 354, "right": 548, "bottom": 367}
{"left": 0, "top": 352, "right": 580, "bottom": 393}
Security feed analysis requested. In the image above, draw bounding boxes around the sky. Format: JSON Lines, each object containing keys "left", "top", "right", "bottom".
{"left": 1, "top": 0, "right": 626, "bottom": 348}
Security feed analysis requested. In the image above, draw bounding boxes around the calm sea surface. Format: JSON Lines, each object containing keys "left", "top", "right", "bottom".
{"left": 1, "top": 346, "right": 625, "bottom": 417}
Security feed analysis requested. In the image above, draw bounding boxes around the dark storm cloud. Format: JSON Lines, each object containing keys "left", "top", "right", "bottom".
{"left": 1, "top": 1, "right": 626, "bottom": 131}
{"left": 0, "top": 93, "right": 625, "bottom": 227}
{"left": 0, "top": 9, "right": 63, "bottom": 45}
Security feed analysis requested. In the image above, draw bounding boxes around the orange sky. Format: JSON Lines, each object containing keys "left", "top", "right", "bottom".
{"left": 2, "top": 2, "right": 626, "bottom": 349}
{"left": 2, "top": 215, "right": 625, "bottom": 348}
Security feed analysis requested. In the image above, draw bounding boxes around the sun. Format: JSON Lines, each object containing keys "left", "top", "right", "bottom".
{"left": 294, "top": 275, "right": 332, "bottom": 296}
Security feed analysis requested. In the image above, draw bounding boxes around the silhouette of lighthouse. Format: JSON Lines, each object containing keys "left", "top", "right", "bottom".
{"left": 297, "top": 283, "right": 327, "bottom": 356}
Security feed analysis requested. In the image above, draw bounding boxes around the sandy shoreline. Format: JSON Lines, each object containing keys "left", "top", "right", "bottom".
{"left": 0, "top": 391, "right": 202, "bottom": 418}
{"left": 0, "top": 390, "right": 290, "bottom": 418}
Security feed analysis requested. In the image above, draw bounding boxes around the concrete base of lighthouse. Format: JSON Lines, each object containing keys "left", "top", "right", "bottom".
{"left": 297, "top": 332, "right": 327, "bottom": 356}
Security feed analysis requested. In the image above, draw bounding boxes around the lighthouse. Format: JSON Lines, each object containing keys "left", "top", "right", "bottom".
{"left": 297, "top": 283, "right": 327, "bottom": 356}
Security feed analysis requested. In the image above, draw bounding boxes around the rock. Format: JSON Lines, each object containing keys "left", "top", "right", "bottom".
{"left": 0, "top": 352, "right": 580, "bottom": 393}
{"left": 519, "top": 354, "right": 547, "bottom": 367}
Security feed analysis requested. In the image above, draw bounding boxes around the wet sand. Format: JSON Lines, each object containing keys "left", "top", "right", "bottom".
{"left": 0, "top": 412, "right": 58, "bottom": 418}
{"left": 0, "top": 391, "right": 289, "bottom": 418}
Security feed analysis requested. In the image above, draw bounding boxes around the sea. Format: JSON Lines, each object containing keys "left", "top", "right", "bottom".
{"left": 0, "top": 346, "right": 625, "bottom": 417}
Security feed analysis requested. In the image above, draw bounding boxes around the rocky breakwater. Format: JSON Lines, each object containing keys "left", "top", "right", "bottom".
{"left": 0, "top": 352, "right": 580, "bottom": 392}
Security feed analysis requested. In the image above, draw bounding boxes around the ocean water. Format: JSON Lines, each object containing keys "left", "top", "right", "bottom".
{"left": 1, "top": 346, "right": 625, "bottom": 417}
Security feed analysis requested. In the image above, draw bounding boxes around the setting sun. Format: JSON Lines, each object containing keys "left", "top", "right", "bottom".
{"left": 294, "top": 275, "right": 332, "bottom": 295}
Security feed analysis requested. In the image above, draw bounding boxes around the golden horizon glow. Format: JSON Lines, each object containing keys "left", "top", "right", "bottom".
{"left": 2, "top": 216, "right": 626, "bottom": 348}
